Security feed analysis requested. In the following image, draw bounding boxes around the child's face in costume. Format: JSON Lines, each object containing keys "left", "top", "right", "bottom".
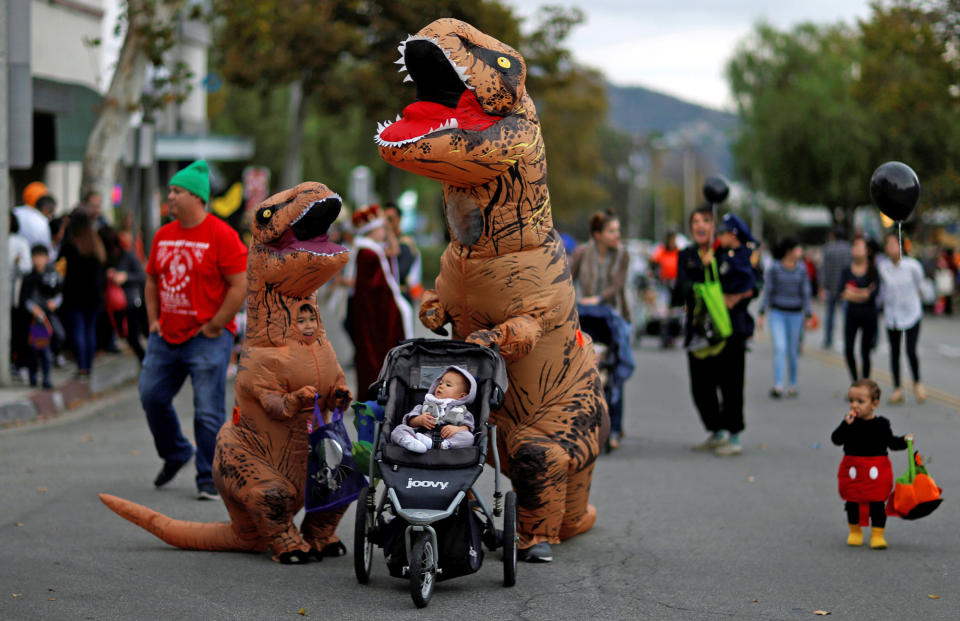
{"left": 717, "top": 230, "right": 739, "bottom": 249}
{"left": 847, "top": 386, "right": 878, "bottom": 420}
{"left": 434, "top": 371, "right": 468, "bottom": 401}
{"left": 295, "top": 307, "right": 318, "bottom": 342}
{"left": 31, "top": 252, "right": 49, "bottom": 273}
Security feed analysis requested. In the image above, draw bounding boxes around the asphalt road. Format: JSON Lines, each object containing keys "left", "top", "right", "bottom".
{"left": 2, "top": 309, "right": 959, "bottom": 620}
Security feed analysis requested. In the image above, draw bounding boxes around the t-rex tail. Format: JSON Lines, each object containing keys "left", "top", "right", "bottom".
{"left": 99, "top": 493, "right": 261, "bottom": 552}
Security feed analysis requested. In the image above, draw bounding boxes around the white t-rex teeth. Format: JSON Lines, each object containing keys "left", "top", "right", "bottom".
{"left": 403, "top": 75, "right": 413, "bottom": 83}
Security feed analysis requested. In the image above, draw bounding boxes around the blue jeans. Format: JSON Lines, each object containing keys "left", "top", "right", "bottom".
{"left": 139, "top": 331, "right": 233, "bottom": 486}
{"left": 28, "top": 346, "right": 52, "bottom": 387}
{"left": 65, "top": 307, "right": 98, "bottom": 372}
{"left": 823, "top": 294, "right": 840, "bottom": 347}
{"left": 769, "top": 309, "right": 804, "bottom": 388}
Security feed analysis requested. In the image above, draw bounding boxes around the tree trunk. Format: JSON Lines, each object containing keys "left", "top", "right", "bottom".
{"left": 81, "top": 0, "right": 183, "bottom": 217}
{"left": 281, "top": 78, "right": 307, "bottom": 190}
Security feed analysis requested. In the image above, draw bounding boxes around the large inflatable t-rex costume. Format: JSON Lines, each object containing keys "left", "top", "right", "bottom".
{"left": 100, "top": 182, "right": 352, "bottom": 563}
{"left": 376, "top": 19, "right": 608, "bottom": 551}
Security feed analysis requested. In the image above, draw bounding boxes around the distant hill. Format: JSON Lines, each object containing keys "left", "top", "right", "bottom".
{"left": 605, "top": 83, "right": 738, "bottom": 177}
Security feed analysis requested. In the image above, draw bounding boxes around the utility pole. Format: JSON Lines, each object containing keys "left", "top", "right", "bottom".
{"left": 1, "top": 0, "right": 11, "bottom": 387}
{"left": 1, "top": 0, "right": 31, "bottom": 387}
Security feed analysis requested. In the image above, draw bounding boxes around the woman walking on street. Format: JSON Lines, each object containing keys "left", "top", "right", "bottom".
{"left": 672, "top": 207, "right": 758, "bottom": 456}
{"left": 570, "top": 209, "right": 631, "bottom": 322}
{"left": 758, "top": 237, "right": 813, "bottom": 398}
{"left": 571, "top": 209, "right": 631, "bottom": 448}
{"left": 102, "top": 227, "right": 148, "bottom": 363}
{"left": 59, "top": 211, "right": 106, "bottom": 378}
{"left": 839, "top": 237, "right": 880, "bottom": 381}
{"left": 877, "top": 233, "right": 925, "bottom": 404}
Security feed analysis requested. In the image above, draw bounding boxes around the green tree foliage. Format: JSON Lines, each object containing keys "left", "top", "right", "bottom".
{"left": 208, "top": 1, "right": 612, "bottom": 227}
{"left": 727, "top": 3, "right": 960, "bottom": 222}
{"left": 726, "top": 22, "right": 873, "bottom": 221}
{"left": 855, "top": 2, "right": 960, "bottom": 205}
{"left": 213, "top": 1, "right": 366, "bottom": 102}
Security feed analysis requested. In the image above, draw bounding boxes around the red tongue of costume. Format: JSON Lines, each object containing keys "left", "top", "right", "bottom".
{"left": 381, "top": 91, "right": 500, "bottom": 142}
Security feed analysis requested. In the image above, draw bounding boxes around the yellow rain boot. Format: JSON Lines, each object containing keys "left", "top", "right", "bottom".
{"left": 846, "top": 524, "right": 863, "bottom": 547}
{"left": 870, "top": 527, "right": 887, "bottom": 549}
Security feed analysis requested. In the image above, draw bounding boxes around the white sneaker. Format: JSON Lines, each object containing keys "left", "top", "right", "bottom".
{"left": 414, "top": 433, "right": 433, "bottom": 450}
{"left": 398, "top": 434, "right": 427, "bottom": 453}
{"left": 440, "top": 440, "right": 451, "bottom": 450}
{"left": 715, "top": 442, "right": 743, "bottom": 456}
{"left": 691, "top": 433, "right": 727, "bottom": 452}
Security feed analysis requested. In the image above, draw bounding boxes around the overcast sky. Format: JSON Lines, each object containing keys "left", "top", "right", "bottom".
{"left": 505, "top": 0, "right": 874, "bottom": 110}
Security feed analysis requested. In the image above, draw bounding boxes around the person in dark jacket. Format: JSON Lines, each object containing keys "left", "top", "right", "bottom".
{"left": 102, "top": 226, "right": 148, "bottom": 362}
{"left": 59, "top": 211, "right": 106, "bottom": 378}
{"left": 838, "top": 237, "right": 880, "bottom": 381}
{"left": 19, "top": 245, "right": 64, "bottom": 388}
{"left": 672, "top": 207, "right": 759, "bottom": 456}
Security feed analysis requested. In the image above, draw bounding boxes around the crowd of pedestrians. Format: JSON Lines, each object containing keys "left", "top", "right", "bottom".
{"left": 7, "top": 183, "right": 147, "bottom": 386}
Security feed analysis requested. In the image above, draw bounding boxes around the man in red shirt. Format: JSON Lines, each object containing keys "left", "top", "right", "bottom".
{"left": 139, "top": 160, "right": 248, "bottom": 500}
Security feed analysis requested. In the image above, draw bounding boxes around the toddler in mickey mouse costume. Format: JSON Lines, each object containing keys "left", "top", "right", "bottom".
{"left": 391, "top": 366, "right": 476, "bottom": 453}
{"left": 831, "top": 378, "right": 911, "bottom": 549}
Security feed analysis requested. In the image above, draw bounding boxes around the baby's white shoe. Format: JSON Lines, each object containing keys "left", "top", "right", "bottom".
{"left": 440, "top": 440, "right": 452, "bottom": 450}
{"left": 414, "top": 433, "right": 433, "bottom": 450}
{"left": 398, "top": 434, "right": 427, "bottom": 453}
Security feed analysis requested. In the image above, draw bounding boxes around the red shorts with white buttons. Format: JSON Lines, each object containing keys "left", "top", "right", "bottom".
{"left": 837, "top": 455, "right": 893, "bottom": 503}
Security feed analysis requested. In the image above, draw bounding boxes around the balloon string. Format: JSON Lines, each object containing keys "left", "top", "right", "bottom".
{"left": 710, "top": 203, "right": 716, "bottom": 249}
{"left": 896, "top": 221, "right": 908, "bottom": 408}
{"left": 898, "top": 221, "right": 903, "bottom": 261}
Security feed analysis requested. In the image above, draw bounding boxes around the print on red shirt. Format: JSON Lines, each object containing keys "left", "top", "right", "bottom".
{"left": 146, "top": 215, "right": 247, "bottom": 344}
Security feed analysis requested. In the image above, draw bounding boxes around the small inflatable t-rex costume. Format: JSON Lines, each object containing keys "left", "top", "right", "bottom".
{"left": 100, "top": 182, "right": 352, "bottom": 563}
{"left": 376, "top": 19, "right": 608, "bottom": 549}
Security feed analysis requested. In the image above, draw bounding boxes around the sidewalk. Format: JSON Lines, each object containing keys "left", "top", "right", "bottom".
{"left": 0, "top": 349, "right": 141, "bottom": 427}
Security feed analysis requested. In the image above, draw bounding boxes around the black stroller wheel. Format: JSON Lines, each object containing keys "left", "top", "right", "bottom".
{"left": 502, "top": 491, "right": 518, "bottom": 587}
{"left": 409, "top": 531, "right": 436, "bottom": 608}
{"left": 353, "top": 486, "right": 374, "bottom": 584}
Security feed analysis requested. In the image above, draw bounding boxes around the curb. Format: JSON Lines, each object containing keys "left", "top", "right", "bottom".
{"left": 0, "top": 360, "right": 141, "bottom": 426}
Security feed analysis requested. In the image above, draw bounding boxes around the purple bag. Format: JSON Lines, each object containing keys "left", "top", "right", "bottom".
{"left": 305, "top": 398, "right": 367, "bottom": 512}
{"left": 28, "top": 318, "right": 52, "bottom": 350}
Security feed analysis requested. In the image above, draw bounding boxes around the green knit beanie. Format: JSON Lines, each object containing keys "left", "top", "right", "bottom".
{"left": 169, "top": 160, "right": 210, "bottom": 203}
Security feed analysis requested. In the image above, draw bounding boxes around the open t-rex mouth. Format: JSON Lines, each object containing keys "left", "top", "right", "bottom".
{"left": 265, "top": 195, "right": 347, "bottom": 257}
{"left": 375, "top": 37, "right": 501, "bottom": 147}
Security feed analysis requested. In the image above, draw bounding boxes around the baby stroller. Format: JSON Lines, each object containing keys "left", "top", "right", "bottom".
{"left": 354, "top": 338, "right": 516, "bottom": 608}
{"left": 578, "top": 304, "right": 635, "bottom": 452}
{"left": 637, "top": 284, "right": 683, "bottom": 347}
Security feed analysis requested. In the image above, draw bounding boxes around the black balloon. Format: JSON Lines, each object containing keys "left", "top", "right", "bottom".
{"left": 703, "top": 175, "right": 730, "bottom": 204}
{"left": 869, "top": 161, "right": 919, "bottom": 222}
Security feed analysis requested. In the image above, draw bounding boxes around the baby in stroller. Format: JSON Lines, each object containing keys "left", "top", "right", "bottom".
{"left": 354, "top": 340, "right": 516, "bottom": 608}
{"left": 390, "top": 366, "right": 476, "bottom": 453}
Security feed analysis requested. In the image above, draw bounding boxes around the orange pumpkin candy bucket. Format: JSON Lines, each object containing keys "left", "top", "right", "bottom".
{"left": 886, "top": 438, "right": 943, "bottom": 520}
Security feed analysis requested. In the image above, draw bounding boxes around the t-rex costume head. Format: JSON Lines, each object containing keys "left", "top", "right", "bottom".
{"left": 377, "top": 19, "right": 607, "bottom": 551}
{"left": 245, "top": 183, "right": 348, "bottom": 345}
{"left": 376, "top": 18, "right": 551, "bottom": 255}
{"left": 101, "top": 182, "right": 352, "bottom": 564}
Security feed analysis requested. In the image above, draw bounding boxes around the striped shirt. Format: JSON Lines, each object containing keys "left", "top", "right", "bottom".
{"left": 760, "top": 261, "right": 812, "bottom": 315}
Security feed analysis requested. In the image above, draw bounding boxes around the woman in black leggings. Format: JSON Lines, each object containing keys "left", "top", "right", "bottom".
{"left": 839, "top": 238, "right": 879, "bottom": 381}
{"left": 877, "top": 233, "right": 925, "bottom": 404}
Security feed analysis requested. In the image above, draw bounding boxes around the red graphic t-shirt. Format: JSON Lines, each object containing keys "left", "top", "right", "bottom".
{"left": 146, "top": 214, "right": 248, "bottom": 344}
